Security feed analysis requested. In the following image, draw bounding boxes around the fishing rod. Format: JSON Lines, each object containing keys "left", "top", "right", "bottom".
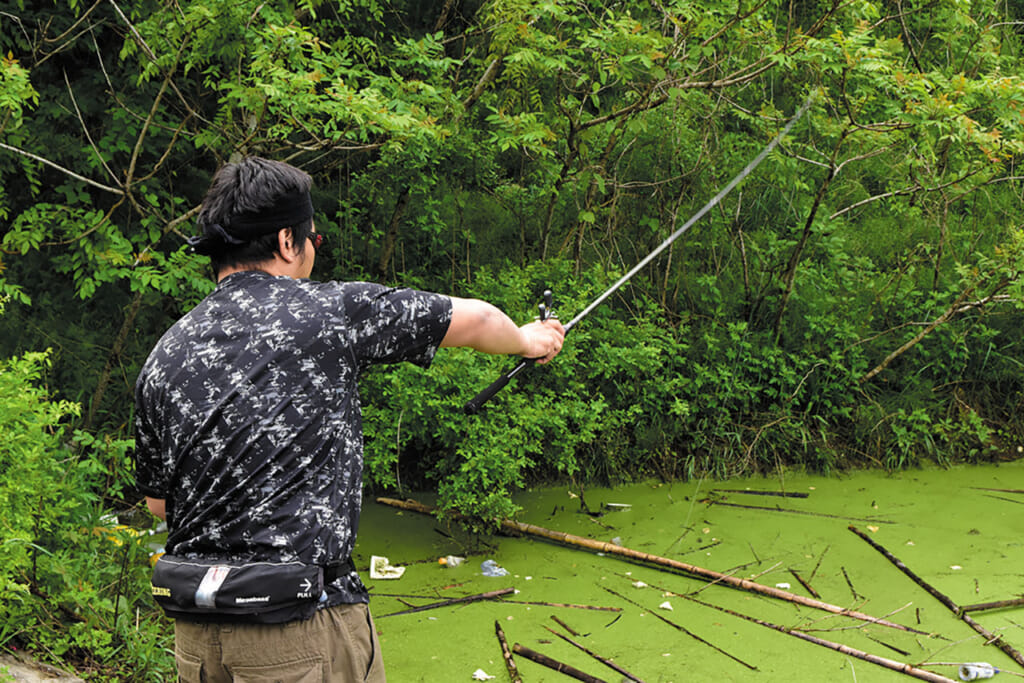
{"left": 463, "top": 94, "right": 816, "bottom": 415}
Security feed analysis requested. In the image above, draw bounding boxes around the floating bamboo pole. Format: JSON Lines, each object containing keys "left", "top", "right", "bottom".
{"left": 683, "top": 594, "right": 956, "bottom": 683}
{"left": 376, "top": 497, "right": 928, "bottom": 634}
{"left": 849, "top": 525, "right": 1024, "bottom": 668}
{"left": 494, "top": 620, "right": 522, "bottom": 683}
{"left": 512, "top": 643, "right": 607, "bottom": 682}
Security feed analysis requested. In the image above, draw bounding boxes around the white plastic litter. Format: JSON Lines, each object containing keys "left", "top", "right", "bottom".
{"left": 369, "top": 555, "right": 405, "bottom": 579}
{"left": 959, "top": 662, "right": 996, "bottom": 681}
{"left": 659, "top": 601, "right": 673, "bottom": 611}
{"left": 471, "top": 669, "right": 496, "bottom": 681}
{"left": 481, "top": 559, "right": 509, "bottom": 577}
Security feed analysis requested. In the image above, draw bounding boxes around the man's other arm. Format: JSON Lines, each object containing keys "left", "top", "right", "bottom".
{"left": 146, "top": 497, "right": 166, "bottom": 521}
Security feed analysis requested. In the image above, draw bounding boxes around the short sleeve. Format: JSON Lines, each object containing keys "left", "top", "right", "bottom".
{"left": 133, "top": 370, "right": 171, "bottom": 499}
{"left": 337, "top": 284, "right": 452, "bottom": 368}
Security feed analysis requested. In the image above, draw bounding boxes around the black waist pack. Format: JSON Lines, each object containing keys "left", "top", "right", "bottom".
{"left": 151, "top": 555, "right": 324, "bottom": 624}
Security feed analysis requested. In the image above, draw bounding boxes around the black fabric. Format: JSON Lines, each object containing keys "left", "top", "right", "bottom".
{"left": 135, "top": 272, "right": 452, "bottom": 611}
{"left": 226, "top": 190, "right": 314, "bottom": 236}
{"left": 152, "top": 554, "right": 323, "bottom": 624}
{"left": 188, "top": 190, "right": 314, "bottom": 255}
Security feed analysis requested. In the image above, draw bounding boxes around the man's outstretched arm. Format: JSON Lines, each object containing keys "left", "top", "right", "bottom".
{"left": 441, "top": 297, "right": 565, "bottom": 364}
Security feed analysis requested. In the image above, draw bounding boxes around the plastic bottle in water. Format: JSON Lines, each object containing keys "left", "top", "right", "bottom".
{"left": 959, "top": 663, "right": 996, "bottom": 681}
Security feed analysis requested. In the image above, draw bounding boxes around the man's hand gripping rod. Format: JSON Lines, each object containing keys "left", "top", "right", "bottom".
{"left": 463, "top": 290, "right": 554, "bottom": 414}
{"left": 462, "top": 94, "right": 815, "bottom": 415}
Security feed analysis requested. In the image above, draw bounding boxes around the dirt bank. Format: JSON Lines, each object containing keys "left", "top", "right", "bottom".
{"left": 0, "top": 653, "right": 83, "bottom": 683}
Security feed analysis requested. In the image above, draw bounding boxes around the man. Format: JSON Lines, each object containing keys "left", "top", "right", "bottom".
{"left": 134, "top": 157, "right": 565, "bottom": 682}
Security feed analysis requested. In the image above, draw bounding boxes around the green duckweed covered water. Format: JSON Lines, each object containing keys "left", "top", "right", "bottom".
{"left": 355, "top": 460, "right": 1024, "bottom": 682}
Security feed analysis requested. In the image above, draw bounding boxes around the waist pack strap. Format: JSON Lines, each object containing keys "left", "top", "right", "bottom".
{"left": 323, "top": 558, "right": 354, "bottom": 584}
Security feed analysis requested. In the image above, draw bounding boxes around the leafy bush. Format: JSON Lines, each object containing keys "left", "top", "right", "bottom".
{"left": 0, "top": 347, "right": 172, "bottom": 680}
{"left": 361, "top": 254, "right": 1011, "bottom": 526}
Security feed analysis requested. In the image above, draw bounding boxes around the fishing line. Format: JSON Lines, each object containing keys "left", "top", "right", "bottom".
{"left": 464, "top": 93, "right": 817, "bottom": 414}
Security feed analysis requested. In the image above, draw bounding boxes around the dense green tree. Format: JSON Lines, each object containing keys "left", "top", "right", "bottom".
{"left": 0, "top": 0, "right": 1022, "bottom": 535}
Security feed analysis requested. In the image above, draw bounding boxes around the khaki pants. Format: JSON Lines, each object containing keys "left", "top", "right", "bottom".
{"left": 174, "top": 603, "right": 386, "bottom": 682}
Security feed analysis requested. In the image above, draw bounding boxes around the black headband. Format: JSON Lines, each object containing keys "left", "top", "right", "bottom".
{"left": 188, "top": 190, "right": 314, "bottom": 256}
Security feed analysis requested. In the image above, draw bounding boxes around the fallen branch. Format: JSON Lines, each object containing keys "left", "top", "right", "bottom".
{"left": 494, "top": 621, "right": 522, "bottom": 683}
{"left": 377, "top": 587, "right": 514, "bottom": 618}
{"left": 983, "top": 494, "right": 1024, "bottom": 506}
{"left": 601, "top": 586, "right": 757, "bottom": 671}
{"left": 705, "top": 499, "right": 892, "bottom": 523}
{"left": 960, "top": 597, "right": 1024, "bottom": 613}
{"left": 810, "top": 545, "right": 831, "bottom": 582}
{"left": 551, "top": 615, "right": 580, "bottom": 635}
{"left": 789, "top": 567, "right": 821, "bottom": 599}
{"left": 376, "top": 497, "right": 928, "bottom": 634}
{"left": 866, "top": 633, "right": 912, "bottom": 657}
{"left": 680, "top": 540, "right": 721, "bottom": 556}
{"left": 859, "top": 283, "right": 987, "bottom": 385}
{"left": 501, "top": 599, "right": 621, "bottom": 612}
{"left": 849, "top": 525, "right": 1024, "bottom": 668}
{"left": 842, "top": 566, "right": 863, "bottom": 600}
{"left": 713, "top": 488, "right": 809, "bottom": 498}
{"left": 544, "top": 625, "right": 646, "bottom": 682}
{"left": 683, "top": 594, "right": 956, "bottom": 683}
{"left": 512, "top": 643, "right": 607, "bottom": 682}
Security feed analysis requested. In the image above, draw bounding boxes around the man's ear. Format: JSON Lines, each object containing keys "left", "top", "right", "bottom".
{"left": 276, "top": 227, "right": 299, "bottom": 262}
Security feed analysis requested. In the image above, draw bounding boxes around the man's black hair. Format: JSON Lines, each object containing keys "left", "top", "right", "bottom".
{"left": 191, "top": 157, "right": 315, "bottom": 275}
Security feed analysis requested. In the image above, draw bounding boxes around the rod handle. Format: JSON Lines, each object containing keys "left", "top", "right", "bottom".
{"left": 463, "top": 289, "right": 554, "bottom": 414}
{"left": 463, "top": 361, "right": 529, "bottom": 414}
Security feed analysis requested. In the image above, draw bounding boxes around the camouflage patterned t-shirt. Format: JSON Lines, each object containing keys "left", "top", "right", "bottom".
{"left": 134, "top": 270, "right": 452, "bottom": 607}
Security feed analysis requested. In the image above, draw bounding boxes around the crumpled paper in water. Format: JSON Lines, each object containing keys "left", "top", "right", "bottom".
{"left": 472, "top": 669, "right": 495, "bottom": 680}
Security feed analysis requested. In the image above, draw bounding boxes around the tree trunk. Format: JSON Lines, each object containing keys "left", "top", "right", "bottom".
{"left": 376, "top": 187, "right": 410, "bottom": 279}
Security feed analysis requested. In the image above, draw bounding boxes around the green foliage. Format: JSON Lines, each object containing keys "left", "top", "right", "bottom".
{"left": 0, "top": 50, "right": 37, "bottom": 133}
{"left": 0, "top": 349, "right": 172, "bottom": 679}
{"left": 1, "top": 3, "right": 1024, "bottom": 666}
